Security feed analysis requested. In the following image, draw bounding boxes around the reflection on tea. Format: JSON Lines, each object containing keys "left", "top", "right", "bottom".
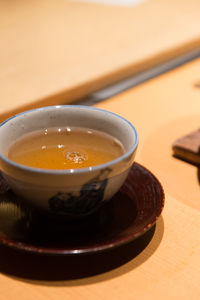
{"left": 8, "top": 127, "right": 124, "bottom": 169}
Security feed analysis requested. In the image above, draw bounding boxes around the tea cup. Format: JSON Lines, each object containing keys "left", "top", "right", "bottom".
{"left": 0, "top": 105, "right": 138, "bottom": 218}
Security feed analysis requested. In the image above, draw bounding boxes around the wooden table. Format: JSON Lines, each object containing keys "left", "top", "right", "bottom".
{"left": 1, "top": 57, "right": 200, "bottom": 299}
{"left": 1, "top": 0, "right": 200, "bottom": 122}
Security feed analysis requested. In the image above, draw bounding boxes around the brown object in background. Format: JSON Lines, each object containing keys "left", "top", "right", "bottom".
{"left": 172, "top": 129, "right": 200, "bottom": 165}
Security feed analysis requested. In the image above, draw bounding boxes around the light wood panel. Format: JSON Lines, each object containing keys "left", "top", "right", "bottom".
{"left": 0, "top": 52, "right": 200, "bottom": 300}
{"left": 95, "top": 58, "right": 200, "bottom": 211}
{"left": 1, "top": 0, "right": 200, "bottom": 121}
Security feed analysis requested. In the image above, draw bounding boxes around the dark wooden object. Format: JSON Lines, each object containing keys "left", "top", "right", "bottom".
{"left": 172, "top": 129, "right": 200, "bottom": 165}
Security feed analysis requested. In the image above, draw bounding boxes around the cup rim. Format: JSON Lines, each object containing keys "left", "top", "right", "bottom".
{"left": 0, "top": 105, "right": 139, "bottom": 175}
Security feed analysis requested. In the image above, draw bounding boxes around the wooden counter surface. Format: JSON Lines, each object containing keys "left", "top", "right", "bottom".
{"left": 1, "top": 0, "right": 200, "bottom": 121}
{"left": 0, "top": 55, "right": 200, "bottom": 299}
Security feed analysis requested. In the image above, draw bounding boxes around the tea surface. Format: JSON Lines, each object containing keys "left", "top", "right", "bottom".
{"left": 8, "top": 127, "right": 124, "bottom": 169}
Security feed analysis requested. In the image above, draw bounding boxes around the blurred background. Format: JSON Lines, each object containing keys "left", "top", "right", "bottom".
{"left": 1, "top": 0, "right": 200, "bottom": 120}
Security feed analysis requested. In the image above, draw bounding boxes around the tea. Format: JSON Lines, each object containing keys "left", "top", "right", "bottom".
{"left": 7, "top": 127, "right": 124, "bottom": 169}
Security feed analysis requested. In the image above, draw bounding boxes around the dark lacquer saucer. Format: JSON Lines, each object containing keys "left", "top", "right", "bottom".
{"left": 0, "top": 163, "right": 164, "bottom": 255}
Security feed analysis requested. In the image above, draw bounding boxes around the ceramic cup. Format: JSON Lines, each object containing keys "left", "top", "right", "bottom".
{"left": 0, "top": 105, "right": 138, "bottom": 218}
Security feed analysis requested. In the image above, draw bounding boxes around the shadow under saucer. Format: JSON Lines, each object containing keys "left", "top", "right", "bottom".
{"left": 0, "top": 223, "right": 159, "bottom": 282}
